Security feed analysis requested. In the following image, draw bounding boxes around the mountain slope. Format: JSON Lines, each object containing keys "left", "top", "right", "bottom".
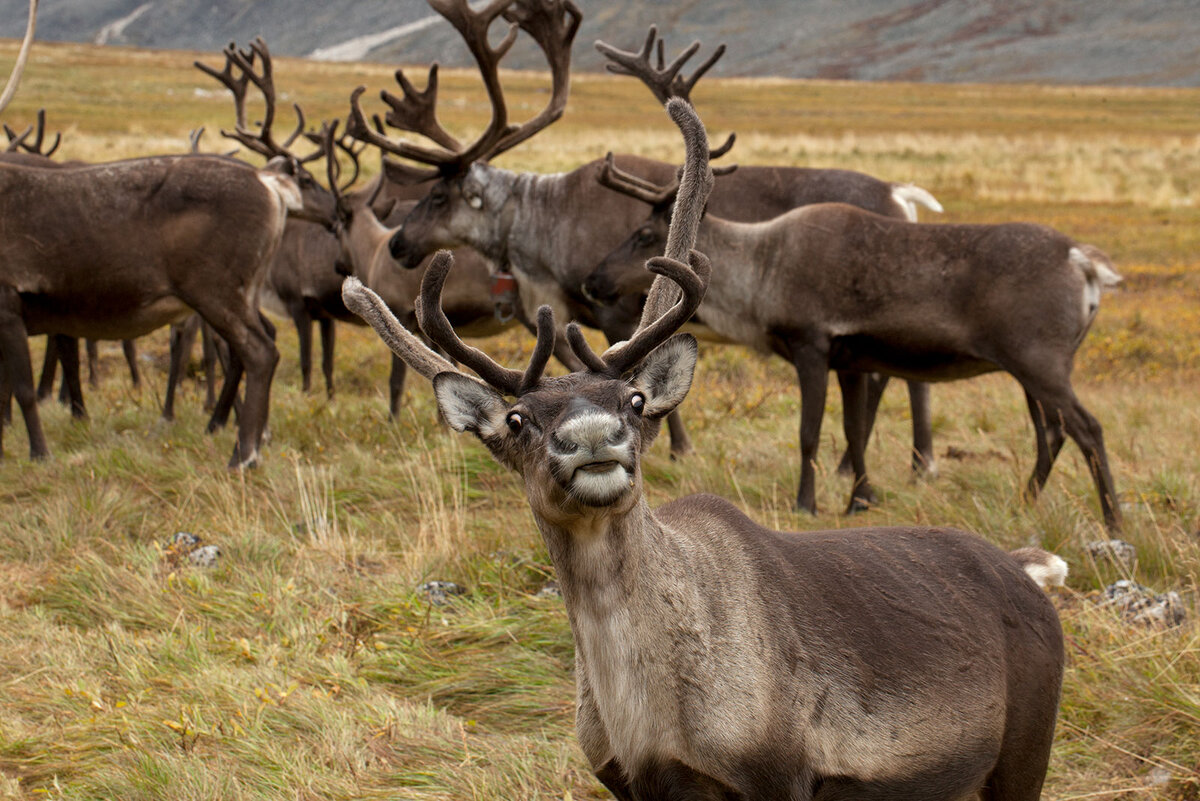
{"left": 1, "top": 0, "right": 1197, "bottom": 86}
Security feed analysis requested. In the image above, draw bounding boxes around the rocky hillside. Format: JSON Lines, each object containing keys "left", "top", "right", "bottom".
{"left": 2, "top": 0, "right": 1198, "bottom": 86}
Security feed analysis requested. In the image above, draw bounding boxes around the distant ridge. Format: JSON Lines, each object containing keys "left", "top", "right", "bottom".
{"left": 2, "top": 0, "right": 1198, "bottom": 87}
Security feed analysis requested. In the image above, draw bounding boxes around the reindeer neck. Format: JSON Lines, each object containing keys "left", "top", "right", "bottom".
{"left": 343, "top": 205, "right": 392, "bottom": 277}
{"left": 533, "top": 495, "right": 666, "bottom": 621}
{"left": 688, "top": 215, "right": 778, "bottom": 351}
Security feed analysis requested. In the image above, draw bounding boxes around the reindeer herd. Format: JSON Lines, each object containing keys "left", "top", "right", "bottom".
{"left": 1, "top": 0, "right": 1144, "bottom": 796}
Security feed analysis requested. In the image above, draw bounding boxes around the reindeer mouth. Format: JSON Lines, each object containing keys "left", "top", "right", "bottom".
{"left": 576, "top": 460, "right": 620, "bottom": 474}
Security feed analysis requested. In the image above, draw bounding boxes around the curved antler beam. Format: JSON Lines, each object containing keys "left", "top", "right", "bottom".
{"left": 341, "top": 276, "right": 459, "bottom": 382}
{"left": 416, "top": 251, "right": 527, "bottom": 395}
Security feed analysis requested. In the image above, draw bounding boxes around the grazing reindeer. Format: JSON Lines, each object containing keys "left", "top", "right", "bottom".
{"left": 343, "top": 99, "right": 1066, "bottom": 801}
{"left": 587, "top": 113, "right": 1122, "bottom": 531}
{"left": 0, "top": 35, "right": 335, "bottom": 465}
{"left": 588, "top": 27, "right": 944, "bottom": 476}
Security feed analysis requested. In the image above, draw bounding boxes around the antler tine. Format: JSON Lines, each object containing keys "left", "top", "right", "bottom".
{"left": 655, "top": 99, "right": 714, "bottom": 275}
{"left": 342, "top": 275, "right": 461, "bottom": 382}
{"left": 3, "top": 109, "right": 61, "bottom": 156}
{"left": 379, "top": 64, "right": 462, "bottom": 152}
{"left": 23, "top": 108, "right": 58, "bottom": 156}
{"left": 519, "top": 305, "right": 558, "bottom": 393}
{"left": 673, "top": 42, "right": 725, "bottom": 102}
{"left": 188, "top": 127, "right": 204, "bottom": 153}
{"left": 194, "top": 42, "right": 252, "bottom": 130}
{"left": 4, "top": 122, "right": 30, "bottom": 152}
{"left": 346, "top": 84, "right": 462, "bottom": 168}
{"left": 321, "top": 121, "right": 345, "bottom": 211}
{"left": 319, "top": 119, "right": 364, "bottom": 194}
{"left": 416, "top": 251, "right": 525, "bottom": 395}
{"left": 597, "top": 152, "right": 679, "bottom": 206}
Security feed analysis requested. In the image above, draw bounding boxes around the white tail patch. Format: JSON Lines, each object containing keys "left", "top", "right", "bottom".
{"left": 1070, "top": 245, "right": 1122, "bottom": 329}
{"left": 1009, "top": 547, "right": 1068, "bottom": 589}
{"left": 257, "top": 172, "right": 303, "bottom": 214}
{"left": 890, "top": 183, "right": 944, "bottom": 222}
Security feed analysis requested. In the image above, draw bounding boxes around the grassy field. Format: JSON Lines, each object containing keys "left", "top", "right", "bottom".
{"left": 1, "top": 38, "right": 1199, "bottom": 800}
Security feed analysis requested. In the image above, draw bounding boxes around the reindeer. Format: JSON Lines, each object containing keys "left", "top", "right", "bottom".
{"left": 343, "top": 98, "right": 1067, "bottom": 801}
{"left": 587, "top": 103, "right": 1123, "bottom": 530}
{"left": 587, "top": 27, "right": 945, "bottom": 476}
{"left": 0, "top": 35, "right": 336, "bottom": 465}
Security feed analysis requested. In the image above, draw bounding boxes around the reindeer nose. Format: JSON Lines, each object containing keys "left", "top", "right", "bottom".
{"left": 388, "top": 229, "right": 423, "bottom": 269}
{"left": 582, "top": 271, "right": 618, "bottom": 305}
{"left": 552, "top": 400, "right": 623, "bottom": 455}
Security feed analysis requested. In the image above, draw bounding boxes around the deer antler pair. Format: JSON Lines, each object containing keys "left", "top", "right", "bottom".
{"left": 346, "top": 0, "right": 580, "bottom": 177}
{"left": 343, "top": 98, "right": 714, "bottom": 393}
{"left": 195, "top": 37, "right": 326, "bottom": 165}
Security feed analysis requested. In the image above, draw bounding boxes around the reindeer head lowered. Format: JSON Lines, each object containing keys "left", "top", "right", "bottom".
{"left": 343, "top": 99, "right": 711, "bottom": 517}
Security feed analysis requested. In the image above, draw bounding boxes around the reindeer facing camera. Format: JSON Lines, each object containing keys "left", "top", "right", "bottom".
{"left": 343, "top": 98, "right": 1065, "bottom": 801}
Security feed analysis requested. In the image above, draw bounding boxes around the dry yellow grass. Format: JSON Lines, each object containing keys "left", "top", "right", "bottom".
{"left": 0, "top": 36, "right": 1198, "bottom": 801}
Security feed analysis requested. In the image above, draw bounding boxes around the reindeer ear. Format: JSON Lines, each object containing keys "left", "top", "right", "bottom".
{"left": 632, "top": 334, "right": 697, "bottom": 418}
{"left": 433, "top": 372, "right": 508, "bottom": 437}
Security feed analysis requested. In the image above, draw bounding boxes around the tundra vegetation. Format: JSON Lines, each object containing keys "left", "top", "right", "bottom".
{"left": 0, "top": 39, "right": 1198, "bottom": 800}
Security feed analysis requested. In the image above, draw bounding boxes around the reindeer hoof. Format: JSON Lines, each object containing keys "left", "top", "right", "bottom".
{"left": 846, "top": 495, "right": 875, "bottom": 515}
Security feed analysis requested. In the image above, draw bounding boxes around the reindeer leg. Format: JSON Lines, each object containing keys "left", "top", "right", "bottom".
{"left": 121, "top": 339, "right": 141, "bottom": 388}
{"left": 200, "top": 320, "right": 221, "bottom": 412}
{"left": 198, "top": 306, "right": 277, "bottom": 468}
{"left": 789, "top": 340, "right": 830, "bottom": 515}
{"left": 0, "top": 290, "right": 48, "bottom": 459}
{"left": 837, "top": 371, "right": 876, "bottom": 513}
{"left": 319, "top": 317, "right": 336, "bottom": 399}
{"left": 56, "top": 335, "right": 87, "bottom": 420}
{"left": 85, "top": 339, "right": 100, "bottom": 389}
{"left": 293, "top": 307, "right": 314, "bottom": 393}
{"left": 1021, "top": 389, "right": 1065, "bottom": 504}
{"left": 0, "top": 358, "right": 11, "bottom": 426}
{"left": 164, "top": 318, "right": 198, "bottom": 421}
{"left": 907, "top": 380, "right": 935, "bottom": 476}
{"left": 836, "top": 370, "right": 880, "bottom": 476}
{"left": 1023, "top": 377, "right": 1121, "bottom": 532}
{"left": 36, "top": 334, "right": 58, "bottom": 402}
{"left": 388, "top": 353, "right": 408, "bottom": 418}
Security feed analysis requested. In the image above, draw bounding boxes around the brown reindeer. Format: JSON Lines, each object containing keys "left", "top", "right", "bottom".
{"left": 0, "top": 36, "right": 336, "bottom": 465}
{"left": 343, "top": 99, "right": 1066, "bottom": 801}
{"left": 588, "top": 104, "right": 1123, "bottom": 529}
{"left": 587, "top": 27, "right": 944, "bottom": 476}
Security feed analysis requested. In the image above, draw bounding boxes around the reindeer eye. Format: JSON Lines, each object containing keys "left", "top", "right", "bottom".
{"left": 630, "top": 393, "right": 645, "bottom": 415}
{"left": 506, "top": 412, "right": 523, "bottom": 434}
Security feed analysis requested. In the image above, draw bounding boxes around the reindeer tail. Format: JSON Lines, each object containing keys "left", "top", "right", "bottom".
{"left": 1009, "top": 547, "right": 1068, "bottom": 589}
